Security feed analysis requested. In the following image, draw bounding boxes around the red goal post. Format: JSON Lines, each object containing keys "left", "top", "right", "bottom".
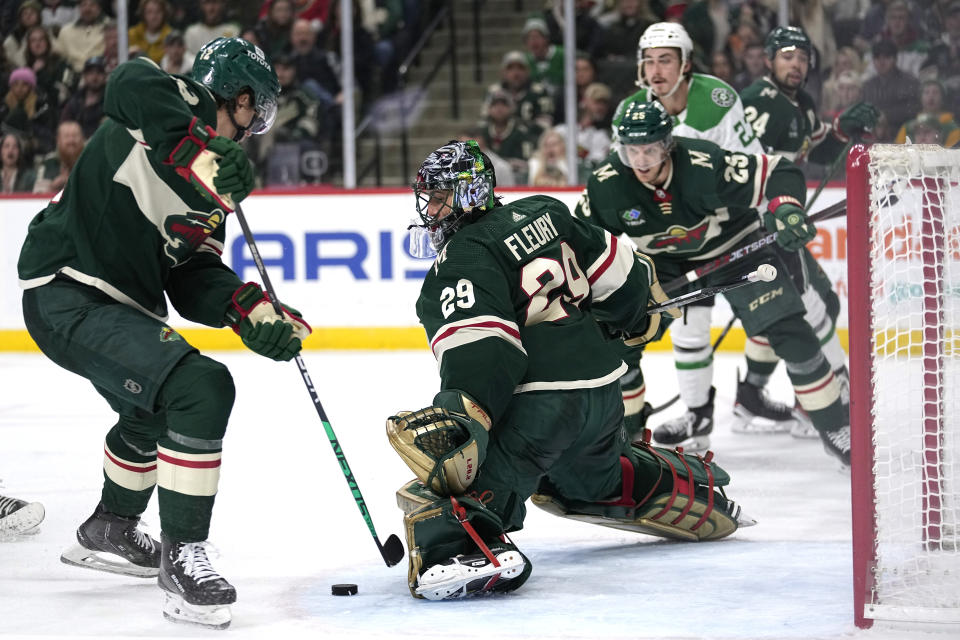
{"left": 847, "top": 143, "right": 960, "bottom": 629}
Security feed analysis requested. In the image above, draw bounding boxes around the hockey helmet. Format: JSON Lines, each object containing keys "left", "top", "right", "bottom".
{"left": 192, "top": 37, "right": 280, "bottom": 136}
{"left": 636, "top": 22, "right": 693, "bottom": 96}
{"left": 615, "top": 100, "right": 675, "bottom": 170}
{"left": 764, "top": 26, "right": 812, "bottom": 60}
{"left": 409, "top": 140, "right": 497, "bottom": 257}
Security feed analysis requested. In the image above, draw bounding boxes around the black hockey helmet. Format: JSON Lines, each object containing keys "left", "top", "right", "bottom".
{"left": 764, "top": 26, "right": 812, "bottom": 60}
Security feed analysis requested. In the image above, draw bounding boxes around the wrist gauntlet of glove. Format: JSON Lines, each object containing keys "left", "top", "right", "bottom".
{"left": 624, "top": 252, "right": 680, "bottom": 347}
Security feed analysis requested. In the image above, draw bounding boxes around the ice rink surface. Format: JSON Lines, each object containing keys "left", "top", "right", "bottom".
{"left": 0, "top": 349, "right": 948, "bottom": 640}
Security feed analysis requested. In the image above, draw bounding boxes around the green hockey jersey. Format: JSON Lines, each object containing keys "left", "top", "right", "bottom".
{"left": 417, "top": 195, "right": 654, "bottom": 423}
{"left": 613, "top": 74, "right": 762, "bottom": 154}
{"left": 18, "top": 57, "right": 243, "bottom": 326}
{"left": 739, "top": 76, "right": 846, "bottom": 164}
{"left": 573, "top": 137, "right": 806, "bottom": 279}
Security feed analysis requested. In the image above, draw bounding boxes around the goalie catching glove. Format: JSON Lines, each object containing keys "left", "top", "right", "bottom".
{"left": 765, "top": 196, "right": 815, "bottom": 251}
{"left": 387, "top": 390, "right": 493, "bottom": 495}
{"left": 224, "top": 282, "right": 311, "bottom": 361}
{"left": 623, "top": 251, "right": 681, "bottom": 347}
{"left": 167, "top": 116, "right": 255, "bottom": 211}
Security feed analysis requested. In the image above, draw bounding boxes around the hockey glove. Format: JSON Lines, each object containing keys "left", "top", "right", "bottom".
{"left": 833, "top": 102, "right": 879, "bottom": 142}
{"left": 387, "top": 390, "right": 492, "bottom": 495}
{"left": 765, "top": 196, "right": 816, "bottom": 251}
{"left": 624, "top": 252, "right": 681, "bottom": 347}
{"left": 167, "top": 117, "right": 255, "bottom": 211}
{"left": 225, "top": 282, "right": 312, "bottom": 361}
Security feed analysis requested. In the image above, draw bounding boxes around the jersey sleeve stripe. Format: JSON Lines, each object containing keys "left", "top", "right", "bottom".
{"left": 430, "top": 316, "right": 527, "bottom": 363}
{"left": 587, "top": 232, "right": 635, "bottom": 302}
{"left": 751, "top": 154, "right": 769, "bottom": 207}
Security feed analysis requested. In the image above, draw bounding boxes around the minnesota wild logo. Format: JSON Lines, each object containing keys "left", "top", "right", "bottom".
{"left": 649, "top": 221, "right": 711, "bottom": 252}
{"left": 162, "top": 209, "right": 223, "bottom": 266}
{"left": 159, "top": 326, "right": 182, "bottom": 343}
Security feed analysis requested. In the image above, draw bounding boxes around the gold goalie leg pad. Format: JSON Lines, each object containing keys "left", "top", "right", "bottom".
{"left": 531, "top": 492, "right": 739, "bottom": 542}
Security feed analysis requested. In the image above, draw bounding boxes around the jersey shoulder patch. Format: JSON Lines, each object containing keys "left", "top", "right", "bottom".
{"left": 683, "top": 75, "right": 740, "bottom": 131}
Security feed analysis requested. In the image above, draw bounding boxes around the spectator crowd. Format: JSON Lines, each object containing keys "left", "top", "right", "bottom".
{"left": 1, "top": 0, "right": 958, "bottom": 193}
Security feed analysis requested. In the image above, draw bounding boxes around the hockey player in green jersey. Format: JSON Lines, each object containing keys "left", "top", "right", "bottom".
{"left": 17, "top": 37, "right": 310, "bottom": 629}
{"left": 576, "top": 99, "right": 851, "bottom": 467}
{"left": 386, "top": 139, "right": 756, "bottom": 600}
{"left": 609, "top": 22, "right": 796, "bottom": 445}
{"left": 740, "top": 26, "right": 879, "bottom": 436}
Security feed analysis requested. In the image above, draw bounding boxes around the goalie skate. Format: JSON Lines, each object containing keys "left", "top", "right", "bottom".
{"left": 60, "top": 503, "right": 159, "bottom": 578}
{"left": 0, "top": 496, "right": 44, "bottom": 537}
{"left": 415, "top": 547, "right": 526, "bottom": 601}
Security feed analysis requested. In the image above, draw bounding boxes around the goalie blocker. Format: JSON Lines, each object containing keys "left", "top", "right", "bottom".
{"left": 388, "top": 394, "right": 755, "bottom": 600}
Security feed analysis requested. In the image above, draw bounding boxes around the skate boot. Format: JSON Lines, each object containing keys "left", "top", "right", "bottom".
{"left": 652, "top": 387, "right": 714, "bottom": 452}
{"left": 0, "top": 494, "right": 45, "bottom": 536}
{"left": 159, "top": 533, "right": 236, "bottom": 629}
{"left": 731, "top": 371, "right": 795, "bottom": 434}
{"left": 415, "top": 543, "right": 527, "bottom": 601}
{"left": 60, "top": 503, "right": 160, "bottom": 577}
{"left": 819, "top": 424, "right": 851, "bottom": 468}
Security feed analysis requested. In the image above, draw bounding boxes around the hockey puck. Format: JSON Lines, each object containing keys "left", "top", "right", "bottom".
{"left": 331, "top": 583, "right": 358, "bottom": 596}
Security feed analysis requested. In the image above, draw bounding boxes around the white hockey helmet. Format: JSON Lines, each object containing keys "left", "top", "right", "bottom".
{"left": 636, "top": 22, "right": 694, "bottom": 98}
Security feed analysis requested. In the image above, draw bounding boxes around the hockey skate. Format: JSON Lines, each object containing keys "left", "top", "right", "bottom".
{"left": 60, "top": 503, "right": 160, "bottom": 577}
{"left": 652, "top": 387, "right": 714, "bottom": 452}
{"left": 415, "top": 544, "right": 526, "bottom": 601}
{"left": 819, "top": 424, "right": 851, "bottom": 468}
{"left": 0, "top": 495, "right": 45, "bottom": 537}
{"left": 159, "top": 533, "right": 236, "bottom": 629}
{"left": 731, "top": 371, "right": 795, "bottom": 434}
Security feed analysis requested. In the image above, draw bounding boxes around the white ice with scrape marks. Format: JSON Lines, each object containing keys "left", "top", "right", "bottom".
{"left": 0, "top": 352, "right": 947, "bottom": 639}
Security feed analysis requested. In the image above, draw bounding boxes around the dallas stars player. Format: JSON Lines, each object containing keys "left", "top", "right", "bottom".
{"left": 740, "top": 26, "right": 878, "bottom": 436}
{"left": 18, "top": 38, "right": 310, "bottom": 629}
{"left": 386, "top": 140, "right": 755, "bottom": 600}
{"left": 609, "top": 22, "right": 801, "bottom": 447}
{"left": 575, "top": 99, "right": 852, "bottom": 467}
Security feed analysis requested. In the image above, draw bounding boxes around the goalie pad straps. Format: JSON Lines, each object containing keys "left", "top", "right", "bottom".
{"left": 632, "top": 429, "right": 717, "bottom": 532}
{"left": 450, "top": 496, "right": 503, "bottom": 591}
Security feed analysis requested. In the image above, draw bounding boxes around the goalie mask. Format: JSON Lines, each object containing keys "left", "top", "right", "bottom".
{"left": 409, "top": 140, "right": 497, "bottom": 258}
{"left": 615, "top": 100, "right": 674, "bottom": 172}
{"left": 636, "top": 22, "right": 694, "bottom": 99}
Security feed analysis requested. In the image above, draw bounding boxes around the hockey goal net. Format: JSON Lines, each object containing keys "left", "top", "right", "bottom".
{"left": 848, "top": 144, "right": 960, "bottom": 628}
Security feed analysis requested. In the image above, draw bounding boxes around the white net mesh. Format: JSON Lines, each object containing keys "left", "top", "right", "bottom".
{"left": 866, "top": 145, "right": 960, "bottom": 623}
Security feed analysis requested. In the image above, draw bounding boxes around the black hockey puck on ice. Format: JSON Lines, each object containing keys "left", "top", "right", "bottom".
{"left": 331, "top": 583, "right": 358, "bottom": 596}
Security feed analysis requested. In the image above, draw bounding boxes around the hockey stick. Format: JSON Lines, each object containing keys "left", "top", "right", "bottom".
{"left": 804, "top": 137, "right": 855, "bottom": 215}
{"left": 233, "top": 202, "right": 405, "bottom": 568}
{"left": 649, "top": 264, "right": 778, "bottom": 314}
{"left": 661, "top": 198, "right": 847, "bottom": 294}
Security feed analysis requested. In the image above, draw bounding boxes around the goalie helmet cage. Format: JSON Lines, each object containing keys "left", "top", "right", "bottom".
{"left": 847, "top": 143, "right": 960, "bottom": 629}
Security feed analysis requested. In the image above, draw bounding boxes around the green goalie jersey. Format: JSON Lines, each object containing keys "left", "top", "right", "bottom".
{"left": 417, "top": 195, "right": 654, "bottom": 423}
{"left": 18, "top": 57, "right": 243, "bottom": 325}
{"left": 613, "top": 74, "right": 762, "bottom": 154}
{"left": 573, "top": 137, "right": 806, "bottom": 279}
{"left": 739, "top": 76, "right": 846, "bottom": 164}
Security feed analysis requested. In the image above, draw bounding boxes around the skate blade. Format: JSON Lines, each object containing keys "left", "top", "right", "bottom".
{"left": 789, "top": 420, "right": 819, "bottom": 439}
{"left": 0, "top": 502, "right": 45, "bottom": 537}
{"left": 60, "top": 544, "right": 159, "bottom": 578}
{"left": 415, "top": 551, "right": 525, "bottom": 600}
{"left": 730, "top": 412, "right": 794, "bottom": 435}
{"left": 162, "top": 592, "right": 231, "bottom": 630}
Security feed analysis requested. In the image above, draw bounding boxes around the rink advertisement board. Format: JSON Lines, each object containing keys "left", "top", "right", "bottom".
{"left": 0, "top": 187, "right": 847, "bottom": 351}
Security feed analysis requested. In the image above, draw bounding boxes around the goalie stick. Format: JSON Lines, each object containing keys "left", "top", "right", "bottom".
{"left": 233, "top": 202, "right": 405, "bottom": 568}
{"left": 649, "top": 264, "right": 778, "bottom": 314}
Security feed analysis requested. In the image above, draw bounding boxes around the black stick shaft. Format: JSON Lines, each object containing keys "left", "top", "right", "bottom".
{"left": 232, "top": 203, "right": 401, "bottom": 566}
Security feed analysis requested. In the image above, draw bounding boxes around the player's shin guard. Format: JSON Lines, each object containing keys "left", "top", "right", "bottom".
{"left": 101, "top": 425, "right": 158, "bottom": 517}
{"left": 396, "top": 480, "right": 530, "bottom": 600}
{"left": 670, "top": 305, "right": 714, "bottom": 409}
{"left": 154, "top": 354, "right": 234, "bottom": 542}
{"left": 619, "top": 365, "right": 650, "bottom": 441}
{"left": 532, "top": 433, "right": 754, "bottom": 542}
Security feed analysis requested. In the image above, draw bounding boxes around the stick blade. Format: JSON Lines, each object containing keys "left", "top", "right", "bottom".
{"left": 381, "top": 534, "right": 405, "bottom": 567}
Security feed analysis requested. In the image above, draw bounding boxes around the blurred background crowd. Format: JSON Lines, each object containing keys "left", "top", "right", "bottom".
{"left": 1, "top": 0, "right": 958, "bottom": 193}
